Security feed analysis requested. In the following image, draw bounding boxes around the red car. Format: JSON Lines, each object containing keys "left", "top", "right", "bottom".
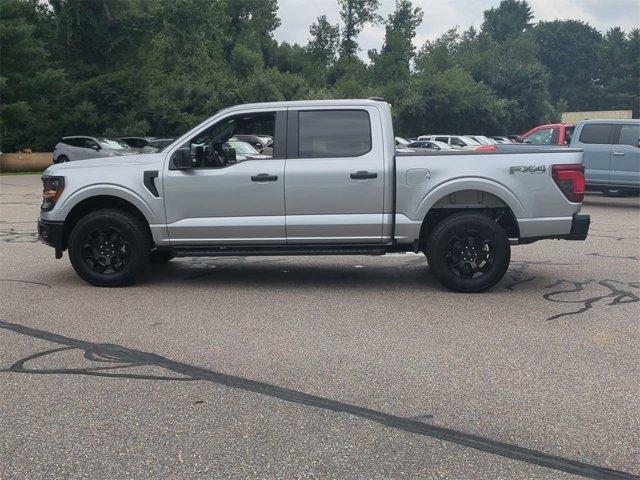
{"left": 519, "top": 123, "right": 575, "bottom": 145}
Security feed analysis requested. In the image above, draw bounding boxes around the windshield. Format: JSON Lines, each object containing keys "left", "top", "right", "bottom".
{"left": 226, "top": 140, "right": 260, "bottom": 155}
{"left": 460, "top": 136, "right": 480, "bottom": 145}
{"left": 471, "top": 136, "right": 490, "bottom": 145}
{"left": 98, "top": 138, "right": 131, "bottom": 150}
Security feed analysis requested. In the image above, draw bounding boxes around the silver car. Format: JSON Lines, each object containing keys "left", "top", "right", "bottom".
{"left": 53, "top": 136, "right": 136, "bottom": 163}
{"left": 417, "top": 134, "right": 481, "bottom": 150}
{"left": 407, "top": 140, "right": 453, "bottom": 150}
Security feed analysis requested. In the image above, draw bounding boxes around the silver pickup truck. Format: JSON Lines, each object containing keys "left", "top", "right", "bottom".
{"left": 38, "top": 99, "right": 589, "bottom": 292}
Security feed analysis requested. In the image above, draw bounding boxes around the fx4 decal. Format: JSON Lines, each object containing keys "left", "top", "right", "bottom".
{"left": 509, "top": 165, "right": 547, "bottom": 174}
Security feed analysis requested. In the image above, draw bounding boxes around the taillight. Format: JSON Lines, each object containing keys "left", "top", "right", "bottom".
{"left": 41, "top": 176, "right": 65, "bottom": 211}
{"left": 552, "top": 164, "right": 585, "bottom": 203}
{"left": 475, "top": 145, "right": 498, "bottom": 152}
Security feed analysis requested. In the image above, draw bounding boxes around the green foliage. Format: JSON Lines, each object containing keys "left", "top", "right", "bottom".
{"left": 338, "top": 0, "right": 381, "bottom": 60}
{"left": 482, "top": 0, "right": 533, "bottom": 43}
{"left": 533, "top": 20, "right": 603, "bottom": 110}
{"left": 369, "top": 0, "right": 423, "bottom": 85}
{"left": 308, "top": 15, "right": 340, "bottom": 69}
{"left": 393, "top": 67, "right": 509, "bottom": 136}
{"left": 0, "top": 0, "right": 637, "bottom": 151}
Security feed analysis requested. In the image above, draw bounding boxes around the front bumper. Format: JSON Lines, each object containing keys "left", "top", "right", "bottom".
{"left": 38, "top": 219, "right": 65, "bottom": 256}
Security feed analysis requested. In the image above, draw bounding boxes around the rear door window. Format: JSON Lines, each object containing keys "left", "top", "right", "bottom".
{"left": 579, "top": 124, "right": 614, "bottom": 144}
{"left": 63, "top": 138, "right": 83, "bottom": 147}
{"left": 617, "top": 124, "right": 640, "bottom": 148}
{"left": 298, "top": 110, "right": 371, "bottom": 158}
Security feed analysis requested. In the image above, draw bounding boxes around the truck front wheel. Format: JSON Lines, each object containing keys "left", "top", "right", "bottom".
{"left": 425, "top": 212, "right": 510, "bottom": 293}
{"left": 68, "top": 209, "right": 151, "bottom": 287}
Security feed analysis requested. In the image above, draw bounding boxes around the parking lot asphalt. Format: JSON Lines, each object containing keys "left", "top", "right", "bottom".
{"left": 1, "top": 174, "right": 639, "bottom": 479}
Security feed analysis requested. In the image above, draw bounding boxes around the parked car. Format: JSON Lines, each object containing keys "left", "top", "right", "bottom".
{"left": 395, "top": 136, "right": 411, "bottom": 147}
{"left": 225, "top": 138, "right": 270, "bottom": 159}
{"left": 146, "top": 138, "right": 175, "bottom": 151}
{"left": 38, "top": 99, "right": 589, "bottom": 292}
{"left": 118, "top": 137, "right": 154, "bottom": 149}
{"left": 570, "top": 119, "right": 640, "bottom": 196}
{"left": 490, "top": 136, "right": 514, "bottom": 144}
{"left": 418, "top": 135, "right": 481, "bottom": 150}
{"left": 119, "top": 137, "right": 175, "bottom": 152}
{"left": 407, "top": 140, "right": 453, "bottom": 150}
{"left": 519, "top": 123, "right": 575, "bottom": 146}
{"left": 53, "top": 136, "right": 136, "bottom": 163}
{"left": 234, "top": 134, "right": 273, "bottom": 156}
{"left": 469, "top": 135, "right": 497, "bottom": 145}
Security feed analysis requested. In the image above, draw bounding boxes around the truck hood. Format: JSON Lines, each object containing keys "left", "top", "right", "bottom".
{"left": 44, "top": 154, "right": 145, "bottom": 175}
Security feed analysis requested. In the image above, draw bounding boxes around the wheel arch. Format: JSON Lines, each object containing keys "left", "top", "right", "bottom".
{"left": 63, "top": 195, "right": 153, "bottom": 249}
{"left": 418, "top": 187, "right": 521, "bottom": 243}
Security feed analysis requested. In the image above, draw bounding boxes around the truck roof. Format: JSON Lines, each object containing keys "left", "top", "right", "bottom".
{"left": 219, "top": 99, "right": 387, "bottom": 114}
{"left": 575, "top": 118, "right": 639, "bottom": 125}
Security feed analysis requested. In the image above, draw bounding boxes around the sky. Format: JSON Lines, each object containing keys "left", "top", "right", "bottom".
{"left": 274, "top": 0, "right": 640, "bottom": 60}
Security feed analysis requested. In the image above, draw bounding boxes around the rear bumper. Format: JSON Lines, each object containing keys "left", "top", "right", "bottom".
{"left": 566, "top": 213, "right": 590, "bottom": 240}
{"left": 516, "top": 213, "right": 590, "bottom": 244}
{"left": 38, "top": 219, "right": 65, "bottom": 251}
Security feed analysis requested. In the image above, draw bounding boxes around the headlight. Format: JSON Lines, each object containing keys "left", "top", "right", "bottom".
{"left": 41, "top": 176, "right": 65, "bottom": 211}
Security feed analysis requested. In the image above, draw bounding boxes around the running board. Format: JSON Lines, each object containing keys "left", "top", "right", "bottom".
{"left": 172, "top": 244, "right": 388, "bottom": 257}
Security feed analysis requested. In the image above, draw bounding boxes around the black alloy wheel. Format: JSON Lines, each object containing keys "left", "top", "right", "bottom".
{"left": 81, "top": 227, "right": 130, "bottom": 274}
{"left": 68, "top": 209, "right": 150, "bottom": 286}
{"left": 425, "top": 212, "right": 510, "bottom": 292}
{"left": 444, "top": 229, "right": 494, "bottom": 279}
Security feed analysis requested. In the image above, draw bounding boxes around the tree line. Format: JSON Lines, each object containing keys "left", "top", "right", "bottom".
{"left": 1, "top": 0, "right": 638, "bottom": 152}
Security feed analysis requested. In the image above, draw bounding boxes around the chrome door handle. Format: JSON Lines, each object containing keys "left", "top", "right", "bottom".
{"left": 612, "top": 152, "right": 625, "bottom": 156}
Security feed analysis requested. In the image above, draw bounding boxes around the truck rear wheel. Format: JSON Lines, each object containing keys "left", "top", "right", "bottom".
{"left": 68, "top": 209, "right": 150, "bottom": 287}
{"left": 425, "top": 212, "right": 510, "bottom": 293}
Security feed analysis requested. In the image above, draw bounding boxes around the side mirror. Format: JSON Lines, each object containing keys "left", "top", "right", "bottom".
{"left": 91, "top": 144, "right": 101, "bottom": 151}
{"left": 223, "top": 147, "right": 236, "bottom": 164}
{"left": 172, "top": 148, "right": 194, "bottom": 169}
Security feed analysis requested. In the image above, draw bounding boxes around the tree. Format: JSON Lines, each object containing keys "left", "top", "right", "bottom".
{"left": 533, "top": 20, "right": 603, "bottom": 110}
{"left": 307, "top": 15, "right": 340, "bottom": 69}
{"left": 481, "top": 0, "right": 533, "bottom": 43}
{"left": 369, "top": 0, "right": 423, "bottom": 84}
{"left": 393, "top": 67, "right": 508, "bottom": 136}
{"left": 595, "top": 27, "right": 640, "bottom": 115}
{"left": 0, "top": 0, "right": 66, "bottom": 151}
{"left": 338, "top": 0, "right": 381, "bottom": 60}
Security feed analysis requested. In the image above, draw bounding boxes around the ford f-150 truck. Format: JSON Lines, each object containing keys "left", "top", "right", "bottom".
{"left": 38, "top": 99, "right": 589, "bottom": 292}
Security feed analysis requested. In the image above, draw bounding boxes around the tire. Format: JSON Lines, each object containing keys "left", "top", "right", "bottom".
{"left": 56, "top": 155, "right": 69, "bottom": 164}
{"left": 68, "top": 209, "right": 151, "bottom": 286}
{"left": 150, "top": 251, "right": 174, "bottom": 264}
{"left": 425, "top": 212, "right": 510, "bottom": 293}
